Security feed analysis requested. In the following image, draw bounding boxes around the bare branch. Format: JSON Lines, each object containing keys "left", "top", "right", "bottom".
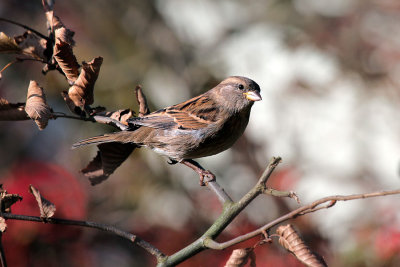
{"left": 207, "top": 180, "right": 233, "bottom": 204}
{"left": 157, "top": 157, "right": 282, "bottom": 267}
{"left": 92, "top": 115, "right": 129, "bottom": 130}
{"left": 263, "top": 188, "right": 300, "bottom": 203}
{"left": 51, "top": 112, "right": 129, "bottom": 130}
{"left": 205, "top": 189, "right": 400, "bottom": 250}
{"left": 0, "top": 212, "right": 165, "bottom": 261}
{"left": 0, "top": 18, "right": 49, "bottom": 40}
{"left": 0, "top": 233, "right": 6, "bottom": 267}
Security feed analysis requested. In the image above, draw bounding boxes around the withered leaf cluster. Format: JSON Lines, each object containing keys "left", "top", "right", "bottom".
{"left": 0, "top": 1, "right": 149, "bottom": 185}
{"left": 0, "top": 184, "right": 23, "bottom": 233}
{"left": 0, "top": 184, "right": 57, "bottom": 233}
{"left": 0, "top": 0, "right": 104, "bottom": 130}
{"left": 0, "top": 31, "right": 48, "bottom": 61}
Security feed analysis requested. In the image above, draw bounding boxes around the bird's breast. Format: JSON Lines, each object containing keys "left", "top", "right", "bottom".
{"left": 180, "top": 110, "right": 251, "bottom": 159}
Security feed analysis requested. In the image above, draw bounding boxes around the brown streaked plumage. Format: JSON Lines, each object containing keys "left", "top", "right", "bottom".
{"left": 73, "top": 76, "right": 261, "bottom": 184}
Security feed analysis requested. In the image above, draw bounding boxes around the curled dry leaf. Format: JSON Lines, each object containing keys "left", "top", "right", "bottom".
{"left": 68, "top": 57, "right": 103, "bottom": 108}
{"left": 55, "top": 27, "right": 75, "bottom": 47}
{"left": 29, "top": 185, "right": 56, "bottom": 219}
{"left": 0, "top": 217, "right": 6, "bottom": 233}
{"left": 46, "top": 14, "right": 75, "bottom": 46}
{"left": 0, "top": 32, "right": 21, "bottom": 54}
{"left": 14, "top": 31, "right": 48, "bottom": 60}
{"left": 50, "top": 15, "right": 63, "bottom": 31}
{"left": 61, "top": 91, "right": 85, "bottom": 116}
{"left": 135, "top": 85, "right": 150, "bottom": 116}
{"left": 25, "top": 80, "right": 52, "bottom": 130}
{"left": 224, "top": 248, "right": 256, "bottom": 267}
{"left": 101, "top": 109, "right": 134, "bottom": 125}
{"left": 53, "top": 40, "right": 80, "bottom": 83}
{"left": 0, "top": 98, "right": 29, "bottom": 121}
{"left": 42, "top": 0, "right": 55, "bottom": 12}
{"left": 276, "top": 224, "right": 327, "bottom": 267}
{"left": 0, "top": 185, "right": 23, "bottom": 213}
{"left": 43, "top": 6, "right": 54, "bottom": 36}
{"left": 89, "top": 106, "right": 107, "bottom": 115}
{"left": 82, "top": 143, "right": 136, "bottom": 185}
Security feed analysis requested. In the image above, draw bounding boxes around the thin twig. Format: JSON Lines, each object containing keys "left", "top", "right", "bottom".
{"left": 92, "top": 115, "right": 129, "bottom": 130}
{"left": 263, "top": 188, "right": 300, "bottom": 203}
{"left": 157, "top": 157, "right": 282, "bottom": 267}
{"left": 0, "top": 58, "right": 44, "bottom": 78}
{"left": 51, "top": 113, "right": 129, "bottom": 130}
{"left": 205, "top": 189, "right": 400, "bottom": 250}
{"left": 0, "top": 212, "right": 165, "bottom": 261}
{"left": 0, "top": 18, "right": 49, "bottom": 40}
{"left": 0, "top": 60, "right": 18, "bottom": 77}
{"left": 207, "top": 180, "right": 233, "bottom": 204}
{"left": 51, "top": 112, "right": 94, "bottom": 121}
{"left": 0, "top": 233, "right": 6, "bottom": 267}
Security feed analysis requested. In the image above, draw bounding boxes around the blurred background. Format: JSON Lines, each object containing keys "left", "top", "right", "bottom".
{"left": 1, "top": 0, "right": 400, "bottom": 266}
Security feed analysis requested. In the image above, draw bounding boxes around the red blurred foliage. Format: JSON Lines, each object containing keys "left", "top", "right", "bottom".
{"left": 267, "top": 167, "right": 300, "bottom": 191}
{"left": 374, "top": 226, "right": 400, "bottom": 260}
{"left": 1, "top": 159, "right": 90, "bottom": 267}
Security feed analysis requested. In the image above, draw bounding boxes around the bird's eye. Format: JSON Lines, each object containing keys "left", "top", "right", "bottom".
{"left": 238, "top": 84, "right": 244, "bottom": 90}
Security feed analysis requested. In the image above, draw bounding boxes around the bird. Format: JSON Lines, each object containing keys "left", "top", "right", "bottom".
{"left": 73, "top": 76, "right": 262, "bottom": 185}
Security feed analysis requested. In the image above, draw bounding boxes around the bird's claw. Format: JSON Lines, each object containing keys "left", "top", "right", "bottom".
{"left": 199, "top": 170, "right": 216, "bottom": 186}
{"left": 167, "top": 159, "right": 178, "bottom": 165}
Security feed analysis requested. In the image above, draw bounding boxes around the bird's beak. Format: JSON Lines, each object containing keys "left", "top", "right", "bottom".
{"left": 244, "top": 91, "right": 262, "bottom": 101}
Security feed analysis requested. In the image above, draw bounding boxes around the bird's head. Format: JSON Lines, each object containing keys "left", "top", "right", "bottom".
{"left": 214, "top": 76, "right": 262, "bottom": 112}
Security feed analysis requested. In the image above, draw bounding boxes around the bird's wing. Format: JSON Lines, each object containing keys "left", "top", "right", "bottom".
{"left": 128, "top": 95, "right": 221, "bottom": 130}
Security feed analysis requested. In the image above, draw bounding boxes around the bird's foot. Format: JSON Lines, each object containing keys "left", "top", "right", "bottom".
{"left": 198, "top": 170, "right": 216, "bottom": 186}
{"left": 167, "top": 159, "right": 178, "bottom": 165}
{"left": 179, "top": 159, "right": 216, "bottom": 186}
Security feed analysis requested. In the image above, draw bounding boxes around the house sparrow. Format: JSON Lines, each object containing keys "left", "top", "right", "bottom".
{"left": 73, "top": 76, "right": 262, "bottom": 184}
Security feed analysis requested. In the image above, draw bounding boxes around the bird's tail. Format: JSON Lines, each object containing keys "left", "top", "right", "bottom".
{"left": 72, "top": 131, "right": 132, "bottom": 149}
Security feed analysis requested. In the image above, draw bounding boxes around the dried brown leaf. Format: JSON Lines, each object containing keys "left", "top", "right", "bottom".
{"left": 42, "top": 0, "right": 54, "bottom": 12}
{"left": 14, "top": 31, "right": 47, "bottom": 60}
{"left": 55, "top": 27, "right": 75, "bottom": 46}
{"left": 89, "top": 106, "right": 107, "bottom": 115}
{"left": 47, "top": 15, "right": 75, "bottom": 46}
{"left": 29, "top": 185, "right": 56, "bottom": 219}
{"left": 82, "top": 143, "right": 136, "bottom": 185}
{"left": 0, "top": 32, "right": 21, "bottom": 54}
{"left": 276, "top": 224, "right": 327, "bottom": 267}
{"left": 0, "top": 98, "right": 29, "bottom": 121}
{"left": 61, "top": 91, "right": 84, "bottom": 116}
{"left": 68, "top": 57, "right": 103, "bottom": 108}
{"left": 44, "top": 8, "right": 54, "bottom": 36}
{"left": 25, "top": 80, "right": 52, "bottom": 130}
{"left": 0, "top": 217, "right": 6, "bottom": 232}
{"left": 50, "top": 15, "right": 63, "bottom": 31}
{"left": 135, "top": 85, "right": 150, "bottom": 116}
{"left": 0, "top": 185, "right": 23, "bottom": 213}
{"left": 224, "top": 248, "right": 256, "bottom": 267}
{"left": 101, "top": 109, "right": 134, "bottom": 125}
{"left": 53, "top": 40, "right": 80, "bottom": 83}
